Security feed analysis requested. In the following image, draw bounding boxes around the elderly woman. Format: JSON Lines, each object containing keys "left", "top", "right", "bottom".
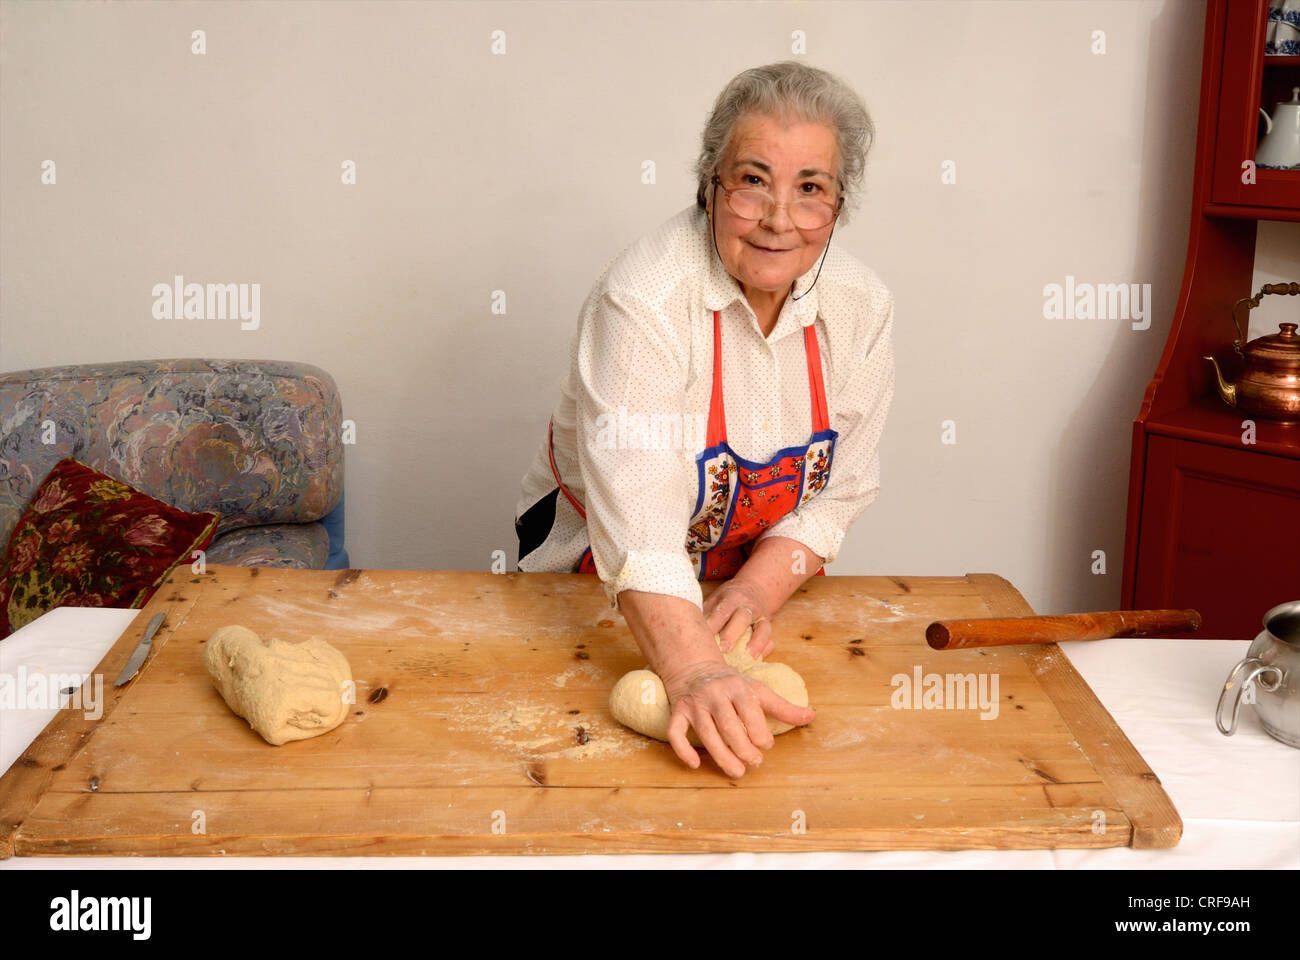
{"left": 515, "top": 61, "right": 895, "bottom": 779}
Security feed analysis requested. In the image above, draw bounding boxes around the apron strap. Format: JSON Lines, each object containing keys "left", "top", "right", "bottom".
{"left": 803, "top": 322, "right": 831, "bottom": 433}
{"left": 547, "top": 414, "right": 588, "bottom": 520}
{"left": 705, "top": 309, "right": 727, "bottom": 447}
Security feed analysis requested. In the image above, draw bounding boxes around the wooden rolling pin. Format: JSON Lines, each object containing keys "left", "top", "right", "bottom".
{"left": 926, "top": 609, "right": 1201, "bottom": 650}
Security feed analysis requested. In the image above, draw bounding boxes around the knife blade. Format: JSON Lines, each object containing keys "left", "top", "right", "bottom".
{"left": 114, "top": 612, "right": 166, "bottom": 686}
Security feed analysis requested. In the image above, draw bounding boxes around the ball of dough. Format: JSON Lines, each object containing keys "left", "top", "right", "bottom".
{"left": 608, "top": 627, "right": 810, "bottom": 746}
{"left": 718, "top": 628, "right": 762, "bottom": 673}
{"left": 608, "top": 670, "right": 680, "bottom": 743}
{"left": 204, "top": 624, "right": 353, "bottom": 746}
{"left": 743, "top": 662, "right": 808, "bottom": 735}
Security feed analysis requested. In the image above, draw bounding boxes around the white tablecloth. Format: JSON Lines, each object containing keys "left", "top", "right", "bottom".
{"left": 2, "top": 610, "right": 1297, "bottom": 869}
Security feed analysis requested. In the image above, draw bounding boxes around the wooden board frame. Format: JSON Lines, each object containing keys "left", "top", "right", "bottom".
{"left": 0, "top": 567, "right": 1180, "bottom": 857}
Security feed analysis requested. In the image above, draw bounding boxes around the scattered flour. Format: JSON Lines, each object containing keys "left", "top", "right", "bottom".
{"left": 553, "top": 661, "right": 605, "bottom": 688}
{"left": 440, "top": 692, "right": 647, "bottom": 762}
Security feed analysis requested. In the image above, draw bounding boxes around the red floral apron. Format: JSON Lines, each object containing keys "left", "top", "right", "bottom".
{"left": 549, "top": 308, "right": 836, "bottom": 581}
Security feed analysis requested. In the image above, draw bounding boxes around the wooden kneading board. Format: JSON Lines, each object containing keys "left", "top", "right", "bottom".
{"left": 0, "top": 567, "right": 1180, "bottom": 856}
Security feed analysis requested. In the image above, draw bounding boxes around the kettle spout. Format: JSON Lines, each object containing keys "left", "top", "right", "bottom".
{"left": 1202, "top": 354, "right": 1237, "bottom": 407}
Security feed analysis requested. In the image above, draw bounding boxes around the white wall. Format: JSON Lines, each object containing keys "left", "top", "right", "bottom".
{"left": 2, "top": 0, "right": 1295, "bottom": 616}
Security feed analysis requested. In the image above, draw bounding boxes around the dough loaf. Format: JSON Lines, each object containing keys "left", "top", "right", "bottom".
{"left": 204, "top": 625, "right": 352, "bottom": 746}
{"left": 609, "top": 627, "right": 809, "bottom": 746}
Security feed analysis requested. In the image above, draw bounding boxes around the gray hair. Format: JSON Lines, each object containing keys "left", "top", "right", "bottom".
{"left": 693, "top": 61, "right": 875, "bottom": 226}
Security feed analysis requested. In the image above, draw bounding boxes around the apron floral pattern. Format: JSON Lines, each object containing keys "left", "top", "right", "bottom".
{"left": 551, "top": 308, "right": 836, "bottom": 581}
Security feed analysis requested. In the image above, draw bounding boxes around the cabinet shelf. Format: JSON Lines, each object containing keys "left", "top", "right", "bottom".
{"left": 1148, "top": 393, "right": 1300, "bottom": 459}
{"left": 1204, "top": 196, "right": 1300, "bottom": 221}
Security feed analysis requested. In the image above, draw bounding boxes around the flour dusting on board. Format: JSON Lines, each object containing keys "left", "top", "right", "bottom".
{"left": 248, "top": 593, "right": 419, "bottom": 634}
{"left": 553, "top": 662, "right": 605, "bottom": 688}
{"left": 243, "top": 592, "right": 639, "bottom": 760}
{"left": 871, "top": 597, "right": 909, "bottom": 623}
{"left": 441, "top": 694, "right": 647, "bottom": 761}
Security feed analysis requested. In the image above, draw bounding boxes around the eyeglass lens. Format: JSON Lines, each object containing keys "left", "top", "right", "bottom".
{"left": 727, "top": 189, "right": 836, "bottom": 229}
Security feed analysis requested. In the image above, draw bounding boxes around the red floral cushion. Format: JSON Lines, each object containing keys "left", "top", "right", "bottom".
{"left": 0, "top": 457, "right": 220, "bottom": 637}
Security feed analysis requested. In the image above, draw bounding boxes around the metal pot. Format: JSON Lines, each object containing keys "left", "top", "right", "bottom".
{"left": 1216, "top": 600, "right": 1300, "bottom": 748}
{"left": 1202, "top": 282, "right": 1300, "bottom": 423}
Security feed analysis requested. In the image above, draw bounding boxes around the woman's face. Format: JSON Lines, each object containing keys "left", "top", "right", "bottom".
{"left": 706, "top": 113, "right": 841, "bottom": 297}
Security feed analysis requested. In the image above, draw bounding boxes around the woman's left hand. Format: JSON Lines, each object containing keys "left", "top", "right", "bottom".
{"left": 703, "top": 578, "right": 775, "bottom": 659}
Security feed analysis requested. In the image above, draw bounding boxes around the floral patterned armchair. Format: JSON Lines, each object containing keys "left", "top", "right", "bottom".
{"left": 0, "top": 359, "right": 348, "bottom": 569}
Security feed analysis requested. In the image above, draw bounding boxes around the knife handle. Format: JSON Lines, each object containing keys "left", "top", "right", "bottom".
{"left": 925, "top": 609, "right": 1202, "bottom": 650}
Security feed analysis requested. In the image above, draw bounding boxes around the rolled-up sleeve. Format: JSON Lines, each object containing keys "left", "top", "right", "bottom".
{"left": 575, "top": 289, "right": 704, "bottom": 610}
{"left": 756, "top": 294, "right": 896, "bottom": 565}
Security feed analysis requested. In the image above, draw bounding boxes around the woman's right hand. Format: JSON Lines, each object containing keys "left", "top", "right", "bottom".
{"left": 659, "top": 658, "right": 815, "bottom": 779}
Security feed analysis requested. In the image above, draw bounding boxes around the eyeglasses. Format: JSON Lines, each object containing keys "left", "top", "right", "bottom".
{"left": 711, "top": 175, "right": 842, "bottom": 230}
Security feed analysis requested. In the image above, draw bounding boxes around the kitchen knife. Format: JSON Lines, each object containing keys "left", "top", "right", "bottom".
{"left": 926, "top": 608, "right": 1201, "bottom": 650}
{"left": 114, "top": 612, "right": 166, "bottom": 686}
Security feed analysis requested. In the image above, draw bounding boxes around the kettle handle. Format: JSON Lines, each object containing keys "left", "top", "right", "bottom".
{"left": 1216, "top": 657, "right": 1283, "bottom": 736}
{"left": 1229, "top": 282, "right": 1300, "bottom": 358}
{"left": 1259, "top": 107, "right": 1273, "bottom": 135}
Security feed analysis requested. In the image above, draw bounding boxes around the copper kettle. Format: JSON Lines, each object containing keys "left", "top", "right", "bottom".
{"left": 1202, "top": 282, "right": 1300, "bottom": 423}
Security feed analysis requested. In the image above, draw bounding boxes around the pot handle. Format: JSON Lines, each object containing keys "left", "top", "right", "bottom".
{"left": 1229, "top": 282, "right": 1300, "bottom": 358}
{"left": 1216, "top": 658, "right": 1283, "bottom": 736}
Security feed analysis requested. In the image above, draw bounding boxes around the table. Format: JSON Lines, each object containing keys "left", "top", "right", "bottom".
{"left": 2, "top": 567, "right": 1293, "bottom": 867}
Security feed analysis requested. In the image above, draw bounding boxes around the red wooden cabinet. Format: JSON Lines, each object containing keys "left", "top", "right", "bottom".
{"left": 1121, "top": 0, "right": 1300, "bottom": 638}
{"left": 1137, "top": 436, "right": 1300, "bottom": 630}
{"left": 1210, "top": 5, "right": 1300, "bottom": 211}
